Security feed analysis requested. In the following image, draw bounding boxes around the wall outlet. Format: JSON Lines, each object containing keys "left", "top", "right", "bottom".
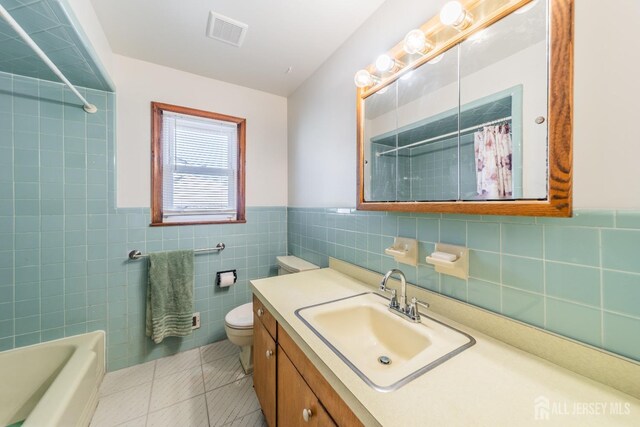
{"left": 192, "top": 312, "right": 201, "bottom": 329}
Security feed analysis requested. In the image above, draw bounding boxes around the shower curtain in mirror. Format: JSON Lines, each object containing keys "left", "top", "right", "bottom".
{"left": 474, "top": 124, "right": 513, "bottom": 199}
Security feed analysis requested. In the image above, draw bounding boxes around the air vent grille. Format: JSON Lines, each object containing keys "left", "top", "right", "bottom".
{"left": 206, "top": 12, "right": 248, "bottom": 47}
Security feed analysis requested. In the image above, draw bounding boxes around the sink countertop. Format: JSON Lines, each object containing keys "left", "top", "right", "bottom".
{"left": 251, "top": 268, "right": 640, "bottom": 426}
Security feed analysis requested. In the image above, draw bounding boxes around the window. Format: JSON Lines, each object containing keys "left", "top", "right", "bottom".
{"left": 151, "top": 102, "right": 246, "bottom": 225}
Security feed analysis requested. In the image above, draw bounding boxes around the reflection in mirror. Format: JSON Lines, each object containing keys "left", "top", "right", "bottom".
{"left": 364, "top": 81, "right": 398, "bottom": 201}
{"left": 460, "top": 0, "right": 548, "bottom": 200}
{"left": 365, "top": 49, "right": 460, "bottom": 202}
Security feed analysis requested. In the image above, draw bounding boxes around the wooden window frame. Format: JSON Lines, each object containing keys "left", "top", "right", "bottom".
{"left": 151, "top": 102, "right": 246, "bottom": 226}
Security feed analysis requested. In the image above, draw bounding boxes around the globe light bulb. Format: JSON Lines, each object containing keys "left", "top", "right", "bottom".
{"left": 375, "top": 54, "right": 396, "bottom": 73}
{"left": 403, "top": 29, "right": 427, "bottom": 55}
{"left": 354, "top": 69, "right": 374, "bottom": 88}
{"left": 440, "top": 1, "right": 472, "bottom": 29}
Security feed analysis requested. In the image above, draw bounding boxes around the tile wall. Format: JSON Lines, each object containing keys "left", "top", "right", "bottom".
{"left": 0, "top": 71, "right": 286, "bottom": 370}
{"left": 288, "top": 207, "right": 640, "bottom": 362}
{"left": 370, "top": 138, "right": 477, "bottom": 202}
{"left": 0, "top": 0, "right": 113, "bottom": 90}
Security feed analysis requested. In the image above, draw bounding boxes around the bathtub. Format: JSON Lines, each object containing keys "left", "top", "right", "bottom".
{"left": 0, "top": 331, "right": 105, "bottom": 427}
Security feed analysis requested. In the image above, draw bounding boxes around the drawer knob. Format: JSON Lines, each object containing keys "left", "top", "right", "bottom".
{"left": 266, "top": 349, "right": 273, "bottom": 359}
{"left": 302, "top": 408, "right": 313, "bottom": 422}
{"left": 257, "top": 308, "right": 264, "bottom": 317}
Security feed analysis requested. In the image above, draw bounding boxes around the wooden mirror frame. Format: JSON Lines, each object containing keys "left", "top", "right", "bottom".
{"left": 356, "top": 0, "right": 573, "bottom": 217}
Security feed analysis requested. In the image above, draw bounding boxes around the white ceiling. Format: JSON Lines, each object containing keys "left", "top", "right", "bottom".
{"left": 89, "top": 0, "right": 387, "bottom": 96}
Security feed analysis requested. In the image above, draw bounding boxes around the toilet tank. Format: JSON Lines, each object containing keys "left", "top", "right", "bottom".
{"left": 276, "top": 256, "right": 319, "bottom": 276}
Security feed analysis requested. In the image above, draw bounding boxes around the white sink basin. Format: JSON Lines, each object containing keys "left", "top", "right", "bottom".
{"left": 295, "top": 292, "right": 475, "bottom": 391}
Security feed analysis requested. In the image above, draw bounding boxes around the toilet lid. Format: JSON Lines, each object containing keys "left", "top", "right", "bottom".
{"left": 225, "top": 302, "right": 253, "bottom": 328}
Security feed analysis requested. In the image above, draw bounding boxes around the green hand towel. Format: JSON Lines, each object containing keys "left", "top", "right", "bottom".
{"left": 145, "top": 250, "right": 194, "bottom": 344}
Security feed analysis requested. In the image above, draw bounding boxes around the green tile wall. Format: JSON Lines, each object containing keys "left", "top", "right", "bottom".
{"left": 0, "top": 0, "right": 114, "bottom": 91}
{"left": 0, "top": 71, "right": 286, "bottom": 370}
{"left": 288, "top": 207, "right": 640, "bottom": 362}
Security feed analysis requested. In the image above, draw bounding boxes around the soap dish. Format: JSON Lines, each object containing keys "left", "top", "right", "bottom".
{"left": 384, "top": 237, "right": 418, "bottom": 266}
{"left": 426, "top": 243, "right": 469, "bottom": 279}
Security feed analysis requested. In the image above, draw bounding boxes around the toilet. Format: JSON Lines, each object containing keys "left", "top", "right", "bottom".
{"left": 224, "top": 256, "right": 319, "bottom": 374}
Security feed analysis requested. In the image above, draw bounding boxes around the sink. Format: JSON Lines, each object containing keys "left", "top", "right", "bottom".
{"left": 295, "top": 292, "right": 475, "bottom": 392}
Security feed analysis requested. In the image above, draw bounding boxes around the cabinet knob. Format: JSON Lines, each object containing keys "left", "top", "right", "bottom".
{"left": 302, "top": 408, "right": 313, "bottom": 422}
{"left": 257, "top": 308, "right": 264, "bottom": 317}
{"left": 266, "top": 349, "right": 273, "bottom": 359}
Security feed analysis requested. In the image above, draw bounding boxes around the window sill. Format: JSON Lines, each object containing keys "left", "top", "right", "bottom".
{"left": 150, "top": 219, "right": 247, "bottom": 227}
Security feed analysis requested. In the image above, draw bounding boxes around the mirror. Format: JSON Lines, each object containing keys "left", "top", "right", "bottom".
{"left": 357, "top": 0, "right": 573, "bottom": 216}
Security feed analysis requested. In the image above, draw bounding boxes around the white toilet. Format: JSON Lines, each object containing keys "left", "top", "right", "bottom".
{"left": 224, "top": 256, "right": 319, "bottom": 374}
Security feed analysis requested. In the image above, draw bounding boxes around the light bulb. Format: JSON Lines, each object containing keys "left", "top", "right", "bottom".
{"left": 354, "top": 69, "right": 374, "bottom": 88}
{"left": 375, "top": 54, "right": 396, "bottom": 73}
{"left": 428, "top": 53, "right": 444, "bottom": 65}
{"left": 440, "top": 1, "right": 472, "bottom": 29}
{"left": 403, "top": 29, "right": 430, "bottom": 55}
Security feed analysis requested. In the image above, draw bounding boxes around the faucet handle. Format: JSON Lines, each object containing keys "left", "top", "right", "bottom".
{"left": 411, "top": 297, "right": 430, "bottom": 310}
{"left": 408, "top": 297, "right": 430, "bottom": 321}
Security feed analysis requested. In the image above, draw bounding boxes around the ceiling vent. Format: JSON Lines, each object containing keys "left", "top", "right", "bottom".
{"left": 206, "top": 12, "right": 248, "bottom": 47}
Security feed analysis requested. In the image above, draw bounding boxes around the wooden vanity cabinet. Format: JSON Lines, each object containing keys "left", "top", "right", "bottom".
{"left": 278, "top": 346, "right": 335, "bottom": 426}
{"left": 253, "top": 297, "right": 277, "bottom": 427}
{"left": 252, "top": 294, "right": 363, "bottom": 427}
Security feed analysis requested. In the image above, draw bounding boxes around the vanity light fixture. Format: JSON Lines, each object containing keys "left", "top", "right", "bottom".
{"left": 354, "top": 69, "right": 378, "bottom": 88}
{"left": 375, "top": 54, "right": 399, "bottom": 73}
{"left": 439, "top": 1, "right": 473, "bottom": 30}
{"left": 403, "top": 29, "right": 434, "bottom": 55}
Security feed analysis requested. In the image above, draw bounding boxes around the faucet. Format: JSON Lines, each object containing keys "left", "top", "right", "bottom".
{"left": 380, "top": 269, "right": 429, "bottom": 322}
{"left": 380, "top": 269, "right": 408, "bottom": 310}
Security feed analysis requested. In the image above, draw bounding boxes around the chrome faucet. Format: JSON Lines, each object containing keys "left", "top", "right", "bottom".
{"left": 380, "top": 269, "right": 430, "bottom": 322}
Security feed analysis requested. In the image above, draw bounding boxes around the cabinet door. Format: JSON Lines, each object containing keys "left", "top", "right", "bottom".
{"left": 278, "top": 346, "right": 336, "bottom": 427}
{"left": 254, "top": 314, "right": 276, "bottom": 427}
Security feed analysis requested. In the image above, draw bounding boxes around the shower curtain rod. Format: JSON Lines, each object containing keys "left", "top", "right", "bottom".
{"left": 376, "top": 115, "right": 512, "bottom": 157}
{"left": 0, "top": 4, "right": 97, "bottom": 114}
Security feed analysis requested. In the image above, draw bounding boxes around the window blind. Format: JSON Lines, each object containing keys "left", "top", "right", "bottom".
{"left": 162, "top": 111, "right": 238, "bottom": 222}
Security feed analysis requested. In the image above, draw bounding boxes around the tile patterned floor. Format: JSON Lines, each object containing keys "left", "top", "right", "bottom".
{"left": 91, "top": 340, "right": 266, "bottom": 427}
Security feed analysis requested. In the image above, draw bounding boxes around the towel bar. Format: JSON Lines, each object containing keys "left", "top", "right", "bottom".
{"left": 128, "top": 242, "right": 226, "bottom": 260}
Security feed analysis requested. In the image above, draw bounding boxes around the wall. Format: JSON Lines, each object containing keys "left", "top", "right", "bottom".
{"left": 112, "top": 54, "right": 288, "bottom": 209}
{"left": 287, "top": 0, "right": 640, "bottom": 363}
{"left": 288, "top": 208, "right": 640, "bottom": 362}
{"left": 63, "top": 0, "right": 115, "bottom": 88}
{"left": 0, "top": 72, "right": 287, "bottom": 370}
{"left": 0, "top": 0, "right": 289, "bottom": 371}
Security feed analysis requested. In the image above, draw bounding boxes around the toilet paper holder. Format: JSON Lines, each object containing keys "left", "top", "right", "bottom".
{"left": 216, "top": 269, "right": 237, "bottom": 287}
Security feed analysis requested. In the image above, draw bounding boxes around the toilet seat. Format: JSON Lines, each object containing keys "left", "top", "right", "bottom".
{"left": 225, "top": 302, "right": 253, "bottom": 329}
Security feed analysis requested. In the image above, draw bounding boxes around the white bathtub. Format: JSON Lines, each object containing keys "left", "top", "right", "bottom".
{"left": 0, "top": 331, "right": 105, "bottom": 427}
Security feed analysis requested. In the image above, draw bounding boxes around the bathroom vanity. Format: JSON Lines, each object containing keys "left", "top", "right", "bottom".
{"left": 253, "top": 295, "right": 362, "bottom": 426}
{"left": 251, "top": 259, "right": 640, "bottom": 426}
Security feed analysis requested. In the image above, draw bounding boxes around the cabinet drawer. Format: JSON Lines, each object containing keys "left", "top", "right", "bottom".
{"left": 253, "top": 294, "right": 277, "bottom": 339}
